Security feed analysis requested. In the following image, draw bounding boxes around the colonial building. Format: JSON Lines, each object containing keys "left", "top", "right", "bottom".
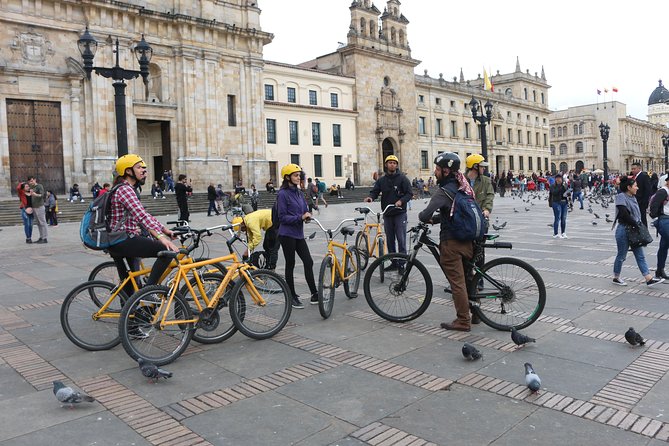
{"left": 0, "top": 0, "right": 271, "bottom": 197}
{"left": 550, "top": 100, "right": 667, "bottom": 175}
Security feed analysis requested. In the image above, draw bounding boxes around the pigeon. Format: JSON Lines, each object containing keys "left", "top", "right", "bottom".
{"left": 511, "top": 327, "right": 536, "bottom": 346}
{"left": 462, "top": 343, "right": 482, "bottom": 360}
{"left": 138, "top": 358, "right": 173, "bottom": 382}
{"left": 606, "top": 217, "right": 613, "bottom": 223}
{"left": 492, "top": 224, "right": 503, "bottom": 231}
{"left": 525, "top": 207, "right": 530, "bottom": 212}
{"left": 524, "top": 363, "right": 541, "bottom": 392}
{"left": 498, "top": 221, "right": 507, "bottom": 229}
{"left": 53, "top": 381, "right": 95, "bottom": 406}
{"left": 588, "top": 208, "right": 593, "bottom": 214}
{"left": 624, "top": 327, "right": 645, "bottom": 347}
{"left": 594, "top": 213, "right": 600, "bottom": 219}
{"left": 605, "top": 213, "right": 610, "bottom": 218}
{"left": 514, "top": 208, "right": 519, "bottom": 213}
{"left": 592, "top": 221, "right": 598, "bottom": 225}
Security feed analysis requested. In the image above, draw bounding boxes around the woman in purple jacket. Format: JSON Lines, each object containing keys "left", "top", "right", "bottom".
{"left": 277, "top": 164, "right": 318, "bottom": 309}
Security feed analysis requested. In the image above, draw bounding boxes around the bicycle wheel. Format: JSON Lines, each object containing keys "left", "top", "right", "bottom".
{"left": 469, "top": 257, "right": 546, "bottom": 331}
{"left": 229, "top": 269, "right": 291, "bottom": 339}
{"left": 60, "top": 281, "right": 125, "bottom": 351}
{"left": 355, "top": 232, "right": 370, "bottom": 270}
{"left": 377, "top": 236, "right": 385, "bottom": 283}
{"left": 318, "top": 255, "right": 336, "bottom": 319}
{"left": 88, "top": 261, "right": 120, "bottom": 283}
{"left": 179, "top": 273, "right": 237, "bottom": 344}
{"left": 364, "top": 253, "right": 432, "bottom": 322}
{"left": 343, "top": 247, "right": 361, "bottom": 299}
{"left": 119, "top": 285, "right": 193, "bottom": 366}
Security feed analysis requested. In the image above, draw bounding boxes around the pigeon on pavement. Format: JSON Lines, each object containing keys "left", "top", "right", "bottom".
{"left": 624, "top": 327, "right": 645, "bottom": 347}
{"left": 514, "top": 208, "right": 519, "bottom": 213}
{"left": 606, "top": 217, "right": 613, "bottom": 223}
{"left": 53, "top": 381, "right": 95, "bottom": 406}
{"left": 524, "top": 363, "right": 541, "bottom": 392}
{"left": 138, "top": 358, "right": 173, "bottom": 382}
{"left": 511, "top": 327, "right": 536, "bottom": 346}
{"left": 525, "top": 207, "right": 530, "bottom": 212}
{"left": 462, "top": 343, "right": 482, "bottom": 360}
{"left": 594, "top": 213, "right": 600, "bottom": 219}
{"left": 592, "top": 221, "right": 598, "bottom": 225}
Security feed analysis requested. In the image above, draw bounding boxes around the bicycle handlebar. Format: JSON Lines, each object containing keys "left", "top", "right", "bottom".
{"left": 306, "top": 217, "right": 362, "bottom": 237}
{"left": 355, "top": 204, "right": 400, "bottom": 217}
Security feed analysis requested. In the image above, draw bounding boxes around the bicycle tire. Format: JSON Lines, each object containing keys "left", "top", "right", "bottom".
{"left": 229, "top": 269, "right": 291, "bottom": 339}
{"left": 118, "top": 285, "right": 194, "bottom": 366}
{"left": 179, "top": 273, "right": 237, "bottom": 344}
{"left": 378, "top": 236, "right": 385, "bottom": 283}
{"left": 88, "top": 261, "right": 120, "bottom": 284}
{"left": 60, "top": 280, "right": 125, "bottom": 351}
{"left": 318, "top": 255, "right": 336, "bottom": 319}
{"left": 356, "top": 232, "right": 370, "bottom": 270}
{"left": 343, "top": 247, "right": 361, "bottom": 299}
{"left": 469, "top": 257, "right": 546, "bottom": 331}
{"left": 363, "top": 253, "right": 432, "bottom": 322}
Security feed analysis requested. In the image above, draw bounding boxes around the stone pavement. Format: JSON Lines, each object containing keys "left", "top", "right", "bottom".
{"left": 1, "top": 192, "right": 669, "bottom": 445}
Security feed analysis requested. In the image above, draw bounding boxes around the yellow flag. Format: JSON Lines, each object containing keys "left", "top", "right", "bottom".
{"left": 483, "top": 68, "right": 493, "bottom": 92}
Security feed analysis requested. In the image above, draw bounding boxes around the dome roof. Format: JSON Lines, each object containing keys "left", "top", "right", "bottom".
{"left": 648, "top": 80, "right": 669, "bottom": 105}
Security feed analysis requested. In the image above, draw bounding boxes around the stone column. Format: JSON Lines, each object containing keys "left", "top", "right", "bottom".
{"left": 70, "top": 79, "right": 83, "bottom": 174}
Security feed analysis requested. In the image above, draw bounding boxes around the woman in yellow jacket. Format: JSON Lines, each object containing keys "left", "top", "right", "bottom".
{"left": 233, "top": 209, "right": 279, "bottom": 270}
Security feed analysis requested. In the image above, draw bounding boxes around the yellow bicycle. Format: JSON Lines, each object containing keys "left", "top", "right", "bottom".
{"left": 354, "top": 204, "right": 397, "bottom": 270}
{"left": 308, "top": 217, "right": 364, "bottom": 319}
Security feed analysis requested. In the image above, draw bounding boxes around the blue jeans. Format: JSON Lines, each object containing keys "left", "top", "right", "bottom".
{"left": 572, "top": 191, "right": 583, "bottom": 209}
{"left": 552, "top": 202, "right": 568, "bottom": 235}
{"left": 614, "top": 224, "right": 650, "bottom": 276}
{"left": 656, "top": 218, "right": 669, "bottom": 271}
{"left": 21, "top": 208, "right": 34, "bottom": 239}
{"left": 384, "top": 213, "right": 408, "bottom": 255}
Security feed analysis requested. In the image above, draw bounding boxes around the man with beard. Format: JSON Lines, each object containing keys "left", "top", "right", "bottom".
{"left": 107, "top": 154, "right": 179, "bottom": 298}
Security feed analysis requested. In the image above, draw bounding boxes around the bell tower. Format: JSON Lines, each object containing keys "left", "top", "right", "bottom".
{"left": 380, "top": 0, "right": 410, "bottom": 57}
{"left": 348, "top": 0, "right": 382, "bottom": 48}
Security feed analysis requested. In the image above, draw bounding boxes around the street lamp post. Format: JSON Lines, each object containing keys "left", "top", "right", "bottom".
{"left": 469, "top": 97, "right": 493, "bottom": 162}
{"left": 78, "top": 28, "right": 152, "bottom": 157}
{"left": 599, "top": 122, "right": 610, "bottom": 183}
{"left": 662, "top": 134, "right": 669, "bottom": 174}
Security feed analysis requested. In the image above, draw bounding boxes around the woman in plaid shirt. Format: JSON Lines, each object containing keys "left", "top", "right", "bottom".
{"left": 107, "top": 154, "right": 179, "bottom": 294}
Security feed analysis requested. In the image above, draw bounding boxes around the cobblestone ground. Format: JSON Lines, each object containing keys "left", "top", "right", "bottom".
{"left": 1, "top": 192, "right": 668, "bottom": 445}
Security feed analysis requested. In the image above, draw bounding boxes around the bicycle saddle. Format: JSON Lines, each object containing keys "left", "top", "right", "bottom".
{"left": 340, "top": 226, "right": 355, "bottom": 236}
{"left": 356, "top": 207, "right": 371, "bottom": 214}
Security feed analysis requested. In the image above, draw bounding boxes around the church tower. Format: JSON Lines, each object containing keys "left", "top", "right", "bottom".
{"left": 309, "top": 1, "right": 420, "bottom": 182}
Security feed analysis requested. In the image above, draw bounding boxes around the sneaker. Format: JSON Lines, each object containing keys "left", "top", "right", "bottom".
{"left": 612, "top": 278, "right": 627, "bottom": 286}
{"left": 291, "top": 296, "right": 304, "bottom": 309}
{"left": 26, "top": 239, "right": 32, "bottom": 244}
{"left": 310, "top": 294, "right": 319, "bottom": 305}
{"left": 127, "top": 327, "right": 149, "bottom": 340}
{"left": 384, "top": 264, "right": 399, "bottom": 272}
{"left": 647, "top": 277, "right": 665, "bottom": 287}
{"left": 561, "top": 233, "right": 568, "bottom": 239}
{"left": 35, "top": 239, "right": 47, "bottom": 244}
{"left": 552, "top": 234, "right": 559, "bottom": 239}
{"left": 471, "top": 313, "right": 481, "bottom": 324}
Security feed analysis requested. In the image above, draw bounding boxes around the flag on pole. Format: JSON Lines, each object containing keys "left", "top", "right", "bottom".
{"left": 612, "top": 87, "right": 619, "bottom": 92}
{"left": 483, "top": 68, "right": 494, "bottom": 92}
{"left": 604, "top": 88, "right": 609, "bottom": 93}
{"left": 597, "top": 89, "right": 602, "bottom": 95}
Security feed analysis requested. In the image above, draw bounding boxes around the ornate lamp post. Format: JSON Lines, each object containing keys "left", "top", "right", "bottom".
{"left": 661, "top": 134, "right": 669, "bottom": 173}
{"left": 599, "top": 122, "right": 610, "bottom": 183}
{"left": 78, "top": 28, "right": 152, "bottom": 157}
{"left": 469, "top": 97, "right": 493, "bottom": 162}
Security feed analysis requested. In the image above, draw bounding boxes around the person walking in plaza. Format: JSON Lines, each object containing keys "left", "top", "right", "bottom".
{"left": 650, "top": 173, "right": 669, "bottom": 280}
{"left": 28, "top": 176, "right": 48, "bottom": 244}
{"left": 45, "top": 190, "right": 58, "bottom": 226}
{"left": 365, "top": 154, "right": 413, "bottom": 269}
{"left": 612, "top": 176, "right": 663, "bottom": 287}
{"left": 276, "top": 164, "right": 318, "bottom": 309}
{"left": 548, "top": 173, "right": 569, "bottom": 239}
{"left": 232, "top": 208, "right": 280, "bottom": 270}
{"left": 418, "top": 153, "right": 475, "bottom": 332}
{"left": 206, "top": 182, "right": 220, "bottom": 216}
{"left": 315, "top": 178, "right": 328, "bottom": 209}
{"left": 306, "top": 177, "right": 319, "bottom": 213}
{"left": 571, "top": 174, "right": 584, "bottom": 210}
{"left": 17, "top": 182, "right": 34, "bottom": 243}
{"left": 175, "top": 174, "right": 192, "bottom": 222}
{"left": 631, "top": 162, "right": 652, "bottom": 227}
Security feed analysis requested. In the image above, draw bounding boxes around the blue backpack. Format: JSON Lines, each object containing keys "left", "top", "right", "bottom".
{"left": 442, "top": 188, "right": 487, "bottom": 241}
{"left": 80, "top": 184, "right": 129, "bottom": 250}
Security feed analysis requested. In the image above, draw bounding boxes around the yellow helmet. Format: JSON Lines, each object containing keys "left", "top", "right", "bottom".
{"left": 115, "top": 154, "right": 146, "bottom": 176}
{"left": 465, "top": 154, "right": 489, "bottom": 169}
{"left": 385, "top": 155, "right": 399, "bottom": 164}
{"left": 280, "top": 163, "right": 302, "bottom": 179}
{"left": 231, "top": 216, "right": 244, "bottom": 228}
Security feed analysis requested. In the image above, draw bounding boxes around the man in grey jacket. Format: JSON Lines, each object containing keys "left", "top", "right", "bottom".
{"left": 28, "top": 176, "right": 48, "bottom": 244}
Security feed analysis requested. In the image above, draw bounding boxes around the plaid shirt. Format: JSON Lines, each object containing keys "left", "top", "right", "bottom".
{"left": 110, "top": 181, "right": 164, "bottom": 235}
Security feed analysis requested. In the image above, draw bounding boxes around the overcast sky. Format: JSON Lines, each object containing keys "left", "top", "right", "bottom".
{"left": 260, "top": 0, "right": 663, "bottom": 121}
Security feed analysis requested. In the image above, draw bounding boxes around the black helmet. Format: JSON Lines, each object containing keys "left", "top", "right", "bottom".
{"left": 434, "top": 152, "right": 461, "bottom": 171}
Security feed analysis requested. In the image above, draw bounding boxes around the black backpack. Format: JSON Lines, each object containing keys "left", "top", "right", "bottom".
{"left": 441, "top": 188, "right": 487, "bottom": 241}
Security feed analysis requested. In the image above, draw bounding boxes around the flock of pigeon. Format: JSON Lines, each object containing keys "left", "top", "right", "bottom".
{"left": 459, "top": 325, "right": 648, "bottom": 394}
{"left": 52, "top": 358, "right": 172, "bottom": 408}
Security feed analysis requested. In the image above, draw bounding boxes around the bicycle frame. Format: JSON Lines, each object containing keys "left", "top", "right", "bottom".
{"left": 309, "top": 217, "right": 363, "bottom": 285}
{"left": 356, "top": 205, "right": 398, "bottom": 257}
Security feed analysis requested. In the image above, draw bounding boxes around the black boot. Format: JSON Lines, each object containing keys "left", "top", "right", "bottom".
{"left": 656, "top": 269, "right": 669, "bottom": 280}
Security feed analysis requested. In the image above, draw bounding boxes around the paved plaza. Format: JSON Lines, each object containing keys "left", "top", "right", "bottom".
{"left": 1, "top": 193, "right": 669, "bottom": 445}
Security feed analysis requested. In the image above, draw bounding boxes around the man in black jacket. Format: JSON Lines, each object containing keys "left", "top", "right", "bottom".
{"left": 175, "top": 174, "right": 192, "bottom": 222}
{"left": 365, "top": 155, "right": 413, "bottom": 270}
{"left": 632, "top": 162, "right": 652, "bottom": 227}
{"left": 207, "top": 182, "right": 220, "bottom": 216}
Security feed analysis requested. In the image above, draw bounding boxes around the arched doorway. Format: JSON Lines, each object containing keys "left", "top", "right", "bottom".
{"left": 550, "top": 162, "right": 557, "bottom": 173}
{"left": 575, "top": 160, "right": 584, "bottom": 174}
{"left": 559, "top": 162, "right": 568, "bottom": 173}
{"left": 382, "top": 138, "right": 395, "bottom": 162}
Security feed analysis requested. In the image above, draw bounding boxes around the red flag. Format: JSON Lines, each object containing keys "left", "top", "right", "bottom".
{"left": 597, "top": 89, "right": 601, "bottom": 95}
{"left": 612, "top": 87, "right": 619, "bottom": 92}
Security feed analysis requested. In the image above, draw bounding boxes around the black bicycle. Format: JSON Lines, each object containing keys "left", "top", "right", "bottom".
{"left": 362, "top": 222, "right": 546, "bottom": 330}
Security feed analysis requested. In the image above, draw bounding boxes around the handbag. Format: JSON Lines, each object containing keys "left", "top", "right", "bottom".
{"left": 626, "top": 224, "right": 653, "bottom": 249}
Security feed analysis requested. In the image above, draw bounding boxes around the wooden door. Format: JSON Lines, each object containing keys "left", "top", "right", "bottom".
{"left": 7, "top": 99, "right": 64, "bottom": 194}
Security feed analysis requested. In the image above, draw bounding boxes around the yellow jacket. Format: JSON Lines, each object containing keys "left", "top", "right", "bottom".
{"left": 244, "top": 209, "right": 273, "bottom": 251}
